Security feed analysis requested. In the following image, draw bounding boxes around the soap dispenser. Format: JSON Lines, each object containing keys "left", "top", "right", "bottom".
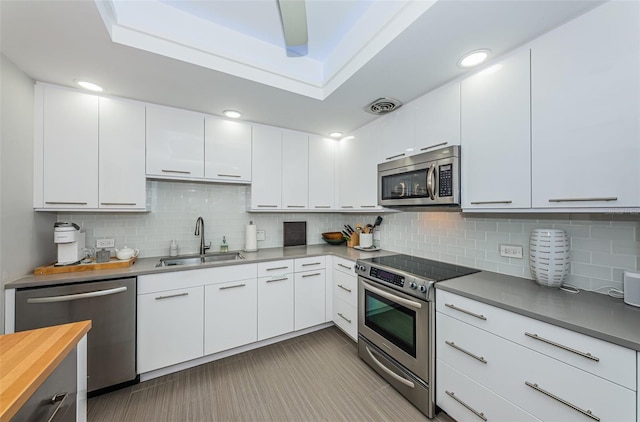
{"left": 220, "top": 236, "right": 229, "bottom": 253}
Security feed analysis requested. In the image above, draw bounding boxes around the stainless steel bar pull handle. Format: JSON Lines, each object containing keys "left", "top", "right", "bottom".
{"left": 267, "top": 266, "right": 289, "bottom": 271}
{"left": 337, "top": 284, "right": 352, "bottom": 293}
{"left": 45, "top": 201, "right": 88, "bottom": 205}
{"left": 341, "top": 205, "right": 354, "bottom": 209}
{"left": 420, "top": 141, "right": 448, "bottom": 151}
{"left": 219, "top": 283, "right": 246, "bottom": 290}
{"left": 286, "top": 205, "right": 306, "bottom": 208}
{"left": 302, "top": 262, "right": 321, "bottom": 266}
{"left": 267, "top": 277, "right": 288, "bottom": 283}
{"left": 337, "top": 313, "right": 351, "bottom": 323}
{"left": 525, "top": 381, "right": 600, "bottom": 421}
{"left": 257, "top": 204, "right": 279, "bottom": 208}
{"left": 337, "top": 263, "right": 352, "bottom": 270}
{"left": 470, "top": 200, "right": 513, "bottom": 205}
{"left": 100, "top": 202, "right": 137, "bottom": 206}
{"left": 47, "top": 392, "right": 68, "bottom": 422}
{"left": 161, "top": 169, "right": 191, "bottom": 174}
{"left": 445, "top": 391, "right": 487, "bottom": 421}
{"left": 217, "top": 174, "right": 241, "bottom": 178}
{"left": 445, "top": 341, "right": 487, "bottom": 364}
{"left": 385, "top": 153, "right": 405, "bottom": 160}
{"left": 27, "top": 287, "right": 127, "bottom": 303}
{"left": 360, "top": 205, "right": 376, "bottom": 208}
{"left": 548, "top": 197, "right": 617, "bottom": 203}
{"left": 426, "top": 163, "right": 436, "bottom": 200}
{"left": 445, "top": 303, "right": 487, "bottom": 320}
{"left": 314, "top": 206, "right": 331, "bottom": 208}
{"left": 155, "top": 292, "right": 189, "bottom": 300}
{"left": 365, "top": 346, "right": 415, "bottom": 389}
{"left": 302, "top": 272, "right": 321, "bottom": 278}
{"left": 524, "top": 332, "right": 599, "bottom": 362}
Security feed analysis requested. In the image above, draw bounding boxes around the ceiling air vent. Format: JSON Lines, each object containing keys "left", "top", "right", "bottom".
{"left": 364, "top": 97, "right": 403, "bottom": 115}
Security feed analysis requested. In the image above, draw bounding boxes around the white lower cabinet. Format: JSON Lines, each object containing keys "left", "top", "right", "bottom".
{"left": 257, "top": 273, "right": 294, "bottom": 341}
{"left": 137, "top": 286, "right": 204, "bottom": 373}
{"left": 332, "top": 257, "right": 358, "bottom": 341}
{"left": 204, "top": 278, "right": 257, "bottom": 355}
{"left": 436, "top": 291, "right": 637, "bottom": 422}
{"left": 294, "top": 269, "right": 326, "bottom": 330}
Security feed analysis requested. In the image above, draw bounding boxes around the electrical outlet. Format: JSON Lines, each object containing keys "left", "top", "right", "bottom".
{"left": 256, "top": 230, "right": 266, "bottom": 241}
{"left": 500, "top": 244, "right": 523, "bottom": 259}
{"left": 96, "top": 238, "right": 115, "bottom": 248}
{"left": 373, "top": 231, "right": 381, "bottom": 241}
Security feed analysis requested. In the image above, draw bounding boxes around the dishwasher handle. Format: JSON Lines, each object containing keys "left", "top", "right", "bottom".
{"left": 26, "top": 286, "right": 128, "bottom": 304}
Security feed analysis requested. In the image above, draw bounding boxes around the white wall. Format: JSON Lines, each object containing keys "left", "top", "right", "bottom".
{"left": 0, "top": 54, "right": 57, "bottom": 333}
{"left": 60, "top": 179, "right": 639, "bottom": 294}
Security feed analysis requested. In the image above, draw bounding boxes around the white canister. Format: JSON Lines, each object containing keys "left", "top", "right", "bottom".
{"left": 529, "top": 229, "right": 570, "bottom": 288}
{"left": 359, "top": 233, "right": 373, "bottom": 248}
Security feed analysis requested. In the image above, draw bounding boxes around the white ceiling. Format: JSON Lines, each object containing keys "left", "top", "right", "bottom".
{"left": 1, "top": 0, "right": 603, "bottom": 138}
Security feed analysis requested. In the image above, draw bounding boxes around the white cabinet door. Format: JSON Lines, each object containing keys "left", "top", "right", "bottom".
{"left": 461, "top": 49, "right": 531, "bottom": 210}
{"left": 204, "top": 117, "right": 252, "bottom": 183}
{"left": 414, "top": 82, "right": 460, "bottom": 152}
{"left": 531, "top": 1, "right": 640, "bottom": 208}
{"left": 282, "top": 130, "right": 309, "bottom": 210}
{"left": 204, "top": 278, "right": 257, "bottom": 355}
{"left": 294, "top": 269, "right": 326, "bottom": 330}
{"left": 42, "top": 86, "right": 99, "bottom": 209}
{"left": 381, "top": 103, "right": 415, "bottom": 161}
{"left": 251, "top": 125, "right": 282, "bottom": 209}
{"left": 98, "top": 97, "right": 146, "bottom": 210}
{"left": 257, "top": 274, "right": 294, "bottom": 340}
{"left": 308, "top": 135, "right": 335, "bottom": 210}
{"left": 337, "top": 119, "right": 383, "bottom": 210}
{"left": 146, "top": 104, "right": 204, "bottom": 179}
{"left": 137, "top": 286, "right": 204, "bottom": 373}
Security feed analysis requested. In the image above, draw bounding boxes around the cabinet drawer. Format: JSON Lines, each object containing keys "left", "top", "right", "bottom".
{"left": 437, "top": 290, "right": 636, "bottom": 388}
{"left": 257, "top": 259, "right": 294, "bottom": 277}
{"left": 333, "top": 269, "right": 357, "bottom": 307}
{"left": 138, "top": 264, "right": 257, "bottom": 294}
{"left": 294, "top": 256, "right": 326, "bottom": 272}
{"left": 437, "top": 359, "right": 540, "bottom": 422}
{"left": 437, "top": 312, "right": 636, "bottom": 422}
{"left": 333, "top": 298, "right": 357, "bottom": 341}
{"left": 333, "top": 257, "right": 355, "bottom": 275}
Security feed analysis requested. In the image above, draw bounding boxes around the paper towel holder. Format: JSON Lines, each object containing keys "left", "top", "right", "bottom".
{"left": 244, "top": 221, "right": 258, "bottom": 252}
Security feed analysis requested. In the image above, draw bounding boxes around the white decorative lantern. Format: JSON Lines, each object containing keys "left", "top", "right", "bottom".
{"left": 529, "top": 229, "right": 570, "bottom": 288}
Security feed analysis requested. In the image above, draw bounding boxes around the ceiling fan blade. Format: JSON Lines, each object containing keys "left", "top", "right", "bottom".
{"left": 278, "top": 0, "right": 308, "bottom": 47}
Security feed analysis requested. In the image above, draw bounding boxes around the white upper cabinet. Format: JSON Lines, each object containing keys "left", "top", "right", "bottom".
{"left": 146, "top": 104, "right": 204, "bottom": 179}
{"left": 414, "top": 82, "right": 461, "bottom": 152}
{"left": 308, "top": 135, "right": 336, "bottom": 210}
{"left": 282, "top": 130, "right": 309, "bottom": 210}
{"left": 38, "top": 85, "right": 99, "bottom": 209}
{"left": 337, "top": 119, "right": 383, "bottom": 210}
{"left": 381, "top": 103, "right": 415, "bottom": 161}
{"left": 204, "top": 117, "right": 252, "bottom": 183}
{"left": 461, "top": 49, "right": 532, "bottom": 210}
{"left": 251, "top": 125, "right": 282, "bottom": 210}
{"left": 98, "top": 97, "right": 146, "bottom": 210}
{"left": 530, "top": 1, "right": 640, "bottom": 209}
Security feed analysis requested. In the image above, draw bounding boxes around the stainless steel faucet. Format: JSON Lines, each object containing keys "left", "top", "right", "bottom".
{"left": 194, "top": 217, "right": 211, "bottom": 255}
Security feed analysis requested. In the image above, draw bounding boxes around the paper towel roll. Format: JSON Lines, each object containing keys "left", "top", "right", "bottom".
{"left": 244, "top": 223, "right": 258, "bottom": 252}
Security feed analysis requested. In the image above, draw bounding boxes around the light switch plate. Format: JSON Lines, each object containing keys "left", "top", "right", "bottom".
{"left": 96, "top": 238, "right": 115, "bottom": 248}
{"left": 256, "top": 230, "right": 266, "bottom": 241}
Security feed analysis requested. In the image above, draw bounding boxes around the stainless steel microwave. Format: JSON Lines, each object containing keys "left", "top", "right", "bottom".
{"left": 378, "top": 145, "right": 460, "bottom": 208}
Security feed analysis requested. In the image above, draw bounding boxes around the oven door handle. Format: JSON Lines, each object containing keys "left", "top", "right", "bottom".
{"left": 365, "top": 346, "right": 415, "bottom": 389}
{"left": 361, "top": 279, "right": 422, "bottom": 309}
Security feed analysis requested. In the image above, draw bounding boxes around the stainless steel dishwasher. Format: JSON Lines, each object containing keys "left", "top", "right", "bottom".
{"left": 15, "top": 277, "right": 137, "bottom": 395}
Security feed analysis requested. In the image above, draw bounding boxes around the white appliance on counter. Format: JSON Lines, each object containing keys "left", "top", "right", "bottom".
{"left": 54, "top": 222, "right": 85, "bottom": 265}
{"left": 623, "top": 271, "right": 640, "bottom": 307}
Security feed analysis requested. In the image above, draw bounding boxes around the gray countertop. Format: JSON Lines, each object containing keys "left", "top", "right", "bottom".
{"left": 436, "top": 271, "right": 640, "bottom": 352}
{"left": 5, "top": 244, "right": 395, "bottom": 289}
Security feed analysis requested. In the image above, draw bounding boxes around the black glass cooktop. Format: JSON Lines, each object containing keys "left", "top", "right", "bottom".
{"left": 361, "top": 254, "right": 479, "bottom": 282}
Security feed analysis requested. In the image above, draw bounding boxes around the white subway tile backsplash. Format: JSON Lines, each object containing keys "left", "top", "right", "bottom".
{"left": 571, "top": 237, "right": 612, "bottom": 253}
{"left": 571, "top": 263, "right": 612, "bottom": 280}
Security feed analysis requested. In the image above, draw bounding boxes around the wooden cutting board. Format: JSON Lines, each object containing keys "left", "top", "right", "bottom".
{"left": 34, "top": 257, "right": 136, "bottom": 275}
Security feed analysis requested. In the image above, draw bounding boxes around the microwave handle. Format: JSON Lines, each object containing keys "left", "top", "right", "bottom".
{"left": 426, "top": 164, "right": 436, "bottom": 200}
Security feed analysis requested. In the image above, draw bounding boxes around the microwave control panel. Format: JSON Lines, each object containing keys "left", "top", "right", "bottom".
{"left": 439, "top": 164, "right": 453, "bottom": 197}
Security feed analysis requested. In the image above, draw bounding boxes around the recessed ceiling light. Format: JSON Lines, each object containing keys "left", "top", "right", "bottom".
{"left": 341, "top": 136, "right": 355, "bottom": 141}
{"left": 76, "top": 81, "right": 103, "bottom": 92}
{"left": 223, "top": 110, "right": 242, "bottom": 119}
{"left": 457, "top": 49, "right": 491, "bottom": 68}
{"left": 329, "top": 132, "right": 343, "bottom": 138}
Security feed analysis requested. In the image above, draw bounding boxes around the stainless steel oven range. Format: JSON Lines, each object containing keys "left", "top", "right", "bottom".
{"left": 355, "top": 254, "right": 479, "bottom": 417}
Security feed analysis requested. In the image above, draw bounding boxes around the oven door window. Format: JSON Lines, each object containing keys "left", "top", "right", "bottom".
{"left": 364, "top": 289, "right": 417, "bottom": 358}
{"left": 381, "top": 169, "right": 429, "bottom": 200}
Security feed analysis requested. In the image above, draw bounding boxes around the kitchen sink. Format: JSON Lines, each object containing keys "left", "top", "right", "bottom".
{"left": 155, "top": 252, "right": 245, "bottom": 267}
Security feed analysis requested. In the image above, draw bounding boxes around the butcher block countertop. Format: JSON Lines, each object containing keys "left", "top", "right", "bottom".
{"left": 0, "top": 321, "right": 91, "bottom": 421}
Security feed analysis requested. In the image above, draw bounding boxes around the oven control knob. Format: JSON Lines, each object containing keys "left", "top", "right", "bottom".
{"left": 408, "top": 281, "right": 418, "bottom": 290}
{"left": 418, "top": 284, "right": 428, "bottom": 293}
{"left": 355, "top": 264, "right": 365, "bottom": 272}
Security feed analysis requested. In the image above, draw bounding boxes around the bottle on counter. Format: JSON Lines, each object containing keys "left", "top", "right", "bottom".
{"left": 169, "top": 240, "right": 178, "bottom": 257}
{"left": 220, "top": 236, "right": 229, "bottom": 253}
